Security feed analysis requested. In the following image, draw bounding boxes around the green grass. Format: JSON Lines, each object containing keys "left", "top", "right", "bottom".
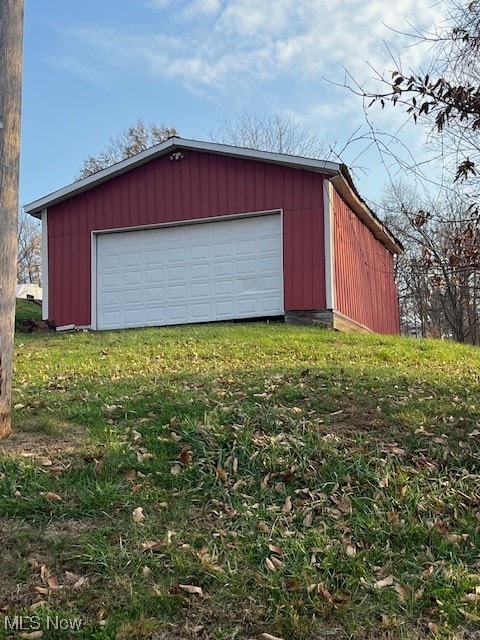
{"left": 2, "top": 323, "right": 480, "bottom": 639}
{"left": 15, "top": 298, "right": 42, "bottom": 331}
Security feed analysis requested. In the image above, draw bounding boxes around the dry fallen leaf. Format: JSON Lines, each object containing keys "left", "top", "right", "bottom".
{"left": 308, "top": 582, "right": 333, "bottom": 603}
{"left": 346, "top": 544, "right": 356, "bottom": 557}
{"left": 132, "top": 507, "right": 145, "bottom": 524}
{"left": 216, "top": 468, "right": 228, "bottom": 482}
{"left": 30, "top": 600, "right": 47, "bottom": 611}
{"left": 283, "top": 496, "right": 292, "bottom": 513}
{"left": 178, "top": 584, "right": 203, "bottom": 596}
{"left": 462, "top": 593, "right": 480, "bottom": 602}
{"left": 380, "top": 613, "right": 394, "bottom": 629}
{"left": 265, "top": 557, "right": 277, "bottom": 572}
{"left": 72, "top": 576, "right": 89, "bottom": 589}
{"left": 141, "top": 539, "right": 166, "bottom": 553}
{"left": 47, "top": 575, "right": 60, "bottom": 590}
{"left": 394, "top": 583, "right": 409, "bottom": 600}
{"left": 19, "top": 633, "right": 44, "bottom": 639}
{"left": 260, "top": 473, "right": 270, "bottom": 490}
{"left": 170, "top": 463, "right": 182, "bottom": 475}
{"left": 43, "top": 492, "right": 63, "bottom": 502}
{"left": 459, "top": 608, "right": 480, "bottom": 622}
{"left": 179, "top": 449, "right": 193, "bottom": 465}
{"left": 261, "top": 634, "right": 285, "bottom": 640}
{"left": 379, "top": 475, "right": 389, "bottom": 488}
{"left": 303, "top": 511, "right": 314, "bottom": 526}
{"left": 268, "top": 544, "right": 284, "bottom": 556}
{"left": 374, "top": 575, "right": 395, "bottom": 589}
{"left": 40, "top": 565, "right": 51, "bottom": 583}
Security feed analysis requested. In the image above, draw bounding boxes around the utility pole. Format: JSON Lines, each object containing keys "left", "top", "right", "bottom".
{"left": 0, "top": 0, "right": 24, "bottom": 438}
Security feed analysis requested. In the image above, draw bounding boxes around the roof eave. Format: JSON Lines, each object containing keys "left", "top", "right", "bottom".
{"left": 330, "top": 168, "right": 403, "bottom": 254}
{"left": 24, "top": 138, "right": 341, "bottom": 217}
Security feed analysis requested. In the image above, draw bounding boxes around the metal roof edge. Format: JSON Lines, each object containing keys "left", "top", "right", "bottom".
{"left": 24, "top": 137, "right": 342, "bottom": 217}
{"left": 330, "top": 167, "right": 403, "bottom": 254}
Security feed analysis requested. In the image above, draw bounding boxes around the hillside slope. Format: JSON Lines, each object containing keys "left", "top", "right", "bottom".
{"left": 2, "top": 324, "right": 480, "bottom": 639}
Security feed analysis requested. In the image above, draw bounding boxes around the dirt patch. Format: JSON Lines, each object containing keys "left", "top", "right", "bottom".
{"left": 0, "top": 423, "right": 85, "bottom": 460}
{"left": 0, "top": 516, "right": 97, "bottom": 611}
{"left": 43, "top": 518, "right": 97, "bottom": 540}
{"left": 0, "top": 519, "right": 51, "bottom": 609}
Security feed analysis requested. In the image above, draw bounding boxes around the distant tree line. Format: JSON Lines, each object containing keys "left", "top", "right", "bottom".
{"left": 361, "top": 0, "right": 480, "bottom": 345}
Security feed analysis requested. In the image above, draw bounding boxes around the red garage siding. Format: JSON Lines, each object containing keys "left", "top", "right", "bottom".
{"left": 332, "top": 189, "right": 400, "bottom": 334}
{"left": 47, "top": 151, "right": 327, "bottom": 327}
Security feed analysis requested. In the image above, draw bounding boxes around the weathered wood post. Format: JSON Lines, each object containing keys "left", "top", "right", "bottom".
{"left": 0, "top": 0, "right": 24, "bottom": 438}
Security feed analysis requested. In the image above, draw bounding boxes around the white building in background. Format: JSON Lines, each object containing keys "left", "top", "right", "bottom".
{"left": 16, "top": 284, "right": 43, "bottom": 301}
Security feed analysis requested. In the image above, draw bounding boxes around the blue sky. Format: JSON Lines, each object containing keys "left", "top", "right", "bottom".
{"left": 22, "top": 0, "right": 447, "bottom": 210}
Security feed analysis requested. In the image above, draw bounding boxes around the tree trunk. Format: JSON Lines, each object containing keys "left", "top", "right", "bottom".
{"left": 0, "top": 0, "right": 24, "bottom": 438}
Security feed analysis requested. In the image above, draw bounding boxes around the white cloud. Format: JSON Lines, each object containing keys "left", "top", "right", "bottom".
{"left": 70, "top": 0, "right": 447, "bottom": 92}
{"left": 62, "top": 0, "right": 449, "bottom": 166}
{"left": 183, "top": 0, "right": 222, "bottom": 18}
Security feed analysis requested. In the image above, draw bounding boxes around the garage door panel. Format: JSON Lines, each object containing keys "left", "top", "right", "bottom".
{"left": 260, "top": 256, "right": 281, "bottom": 272}
{"left": 144, "top": 251, "right": 164, "bottom": 266}
{"left": 96, "top": 214, "right": 283, "bottom": 329}
{"left": 145, "top": 269, "right": 164, "bottom": 284}
{"left": 168, "top": 266, "right": 188, "bottom": 282}
{"left": 214, "top": 262, "right": 232, "bottom": 277}
{"left": 101, "top": 311, "right": 121, "bottom": 328}
{"left": 168, "top": 285, "right": 188, "bottom": 300}
{"left": 237, "top": 299, "right": 256, "bottom": 313}
{"left": 124, "top": 309, "right": 142, "bottom": 325}
{"left": 169, "top": 305, "right": 188, "bottom": 320}
{"left": 191, "top": 264, "right": 211, "bottom": 279}
{"left": 101, "top": 292, "right": 121, "bottom": 306}
{"left": 236, "top": 259, "right": 256, "bottom": 275}
{"left": 124, "top": 290, "right": 142, "bottom": 304}
{"left": 214, "top": 281, "right": 233, "bottom": 296}
{"left": 236, "top": 240, "right": 256, "bottom": 255}
{"left": 263, "top": 296, "right": 283, "bottom": 312}
{"left": 99, "top": 255, "right": 119, "bottom": 270}
{"left": 189, "top": 245, "right": 210, "bottom": 260}
{"left": 191, "top": 303, "right": 212, "bottom": 319}
{"left": 215, "top": 301, "right": 234, "bottom": 316}
{"left": 123, "top": 253, "right": 141, "bottom": 268}
{"left": 146, "top": 287, "right": 164, "bottom": 303}
{"left": 191, "top": 283, "right": 211, "bottom": 298}
{"left": 124, "top": 271, "right": 142, "bottom": 286}
{"left": 100, "top": 273, "right": 120, "bottom": 288}
{"left": 167, "top": 247, "right": 187, "bottom": 263}
{"left": 146, "top": 308, "right": 165, "bottom": 323}
{"left": 213, "top": 243, "right": 231, "bottom": 258}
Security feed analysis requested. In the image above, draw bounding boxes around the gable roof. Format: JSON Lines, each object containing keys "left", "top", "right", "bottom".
{"left": 24, "top": 137, "right": 402, "bottom": 253}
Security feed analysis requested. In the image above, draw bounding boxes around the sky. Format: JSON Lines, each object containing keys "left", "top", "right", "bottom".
{"left": 21, "top": 0, "right": 449, "bottom": 212}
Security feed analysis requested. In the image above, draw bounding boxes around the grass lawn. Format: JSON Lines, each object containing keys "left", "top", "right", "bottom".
{"left": 14, "top": 299, "right": 42, "bottom": 332}
{"left": 1, "top": 323, "right": 480, "bottom": 639}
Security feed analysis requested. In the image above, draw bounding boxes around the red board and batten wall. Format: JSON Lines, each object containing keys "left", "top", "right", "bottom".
{"left": 46, "top": 150, "right": 327, "bottom": 328}
{"left": 332, "top": 188, "right": 400, "bottom": 334}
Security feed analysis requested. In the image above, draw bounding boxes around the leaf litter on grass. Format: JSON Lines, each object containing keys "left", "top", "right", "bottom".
{"left": 3, "top": 324, "right": 480, "bottom": 639}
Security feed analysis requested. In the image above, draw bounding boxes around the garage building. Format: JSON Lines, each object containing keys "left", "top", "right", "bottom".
{"left": 24, "top": 138, "right": 401, "bottom": 333}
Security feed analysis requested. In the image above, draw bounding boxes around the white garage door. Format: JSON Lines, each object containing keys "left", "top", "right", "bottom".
{"left": 95, "top": 213, "right": 283, "bottom": 330}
